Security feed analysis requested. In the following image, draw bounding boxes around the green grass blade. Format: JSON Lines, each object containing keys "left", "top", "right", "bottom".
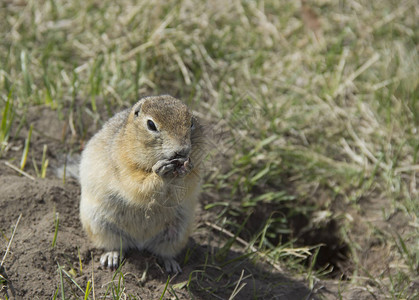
{"left": 52, "top": 213, "right": 59, "bottom": 248}
{"left": 159, "top": 275, "right": 170, "bottom": 300}
{"left": 57, "top": 263, "right": 65, "bottom": 300}
{"left": 20, "top": 124, "right": 33, "bottom": 171}
{"left": 84, "top": 280, "right": 91, "bottom": 300}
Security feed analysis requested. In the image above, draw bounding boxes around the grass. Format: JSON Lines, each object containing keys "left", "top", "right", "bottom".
{"left": 0, "top": 93, "right": 14, "bottom": 155}
{"left": 52, "top": 212, "right": 59, "bottom": 249}
{"left": 1, "top": 0, "right": 418, "bottom": 299}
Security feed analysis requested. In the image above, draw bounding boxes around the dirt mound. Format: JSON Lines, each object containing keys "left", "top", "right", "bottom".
{"left": 0, "top": 172, "right": 313, "bottom": 299}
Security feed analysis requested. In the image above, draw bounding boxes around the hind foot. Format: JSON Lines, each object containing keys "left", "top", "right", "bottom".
{"left": 163, "top": 257, "right": 182, "bottom": 274}
{"left": 100, "top": 251, "right": 123, "bottom": 269}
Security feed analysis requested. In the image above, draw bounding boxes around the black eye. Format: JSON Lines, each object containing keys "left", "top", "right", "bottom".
{"left": 147, "top": 120, "right": 157, "bottom": 131}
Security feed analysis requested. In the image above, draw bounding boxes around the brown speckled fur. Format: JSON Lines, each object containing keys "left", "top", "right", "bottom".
{"left": 79, "top": 95, "right": 205, "bottom": 272}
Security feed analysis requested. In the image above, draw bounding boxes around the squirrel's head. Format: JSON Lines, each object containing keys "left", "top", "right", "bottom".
{"left": 124, "top": 95, "right": 202, "bottom": 171}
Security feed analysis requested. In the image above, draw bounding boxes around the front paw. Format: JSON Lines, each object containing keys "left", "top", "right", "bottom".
{"left": 173, "top": 157, "right": 193, "bottom": 177}
{"left": 152, "top": 159, "right": 178, "bottom": 178}
{"left": 152, "top": 158, "right": 193, "bottom": 178}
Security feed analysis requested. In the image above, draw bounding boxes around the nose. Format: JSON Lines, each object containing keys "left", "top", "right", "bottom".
{"left": 173, "top": 145, "right": 191, "bottom": 159}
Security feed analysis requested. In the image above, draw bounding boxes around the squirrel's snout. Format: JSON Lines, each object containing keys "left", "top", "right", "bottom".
{"left": 172, "top": 145, "right": 191, "bottom": 159}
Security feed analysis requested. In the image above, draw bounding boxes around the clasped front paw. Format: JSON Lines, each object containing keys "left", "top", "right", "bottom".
{"left": 152, "top": 157, "right": 193, "bottom": 178}
{"left": 152, "top": 159, "right": 178, "bottom": 178}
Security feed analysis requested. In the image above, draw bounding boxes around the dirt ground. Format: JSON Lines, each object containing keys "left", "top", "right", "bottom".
{"left": 0, "top": 107, "right": 318, "bottom": 299}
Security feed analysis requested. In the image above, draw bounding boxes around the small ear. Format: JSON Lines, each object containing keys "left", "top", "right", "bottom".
{"left": 133, "top": 99, "right": 145, "bottom": 117}
{"left": 134, "top": 104, "right": 141, "bottom": 117}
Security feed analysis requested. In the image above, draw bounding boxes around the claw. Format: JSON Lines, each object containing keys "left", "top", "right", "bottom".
{"left": 100, "top": 251, "right": 122, "bottom": 269}
{"left": 173, "top": 157, "right": 193, "bottom": 177}
{"left": 163, "top": 257, "right": 182, "bottom": 274}
{"left": 152, "top": 159, "right": 177, "bottom": 177}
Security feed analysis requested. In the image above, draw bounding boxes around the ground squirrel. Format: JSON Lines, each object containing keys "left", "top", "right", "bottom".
{"left": 79, "top": 95, "right": 205, "bottom": 273}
